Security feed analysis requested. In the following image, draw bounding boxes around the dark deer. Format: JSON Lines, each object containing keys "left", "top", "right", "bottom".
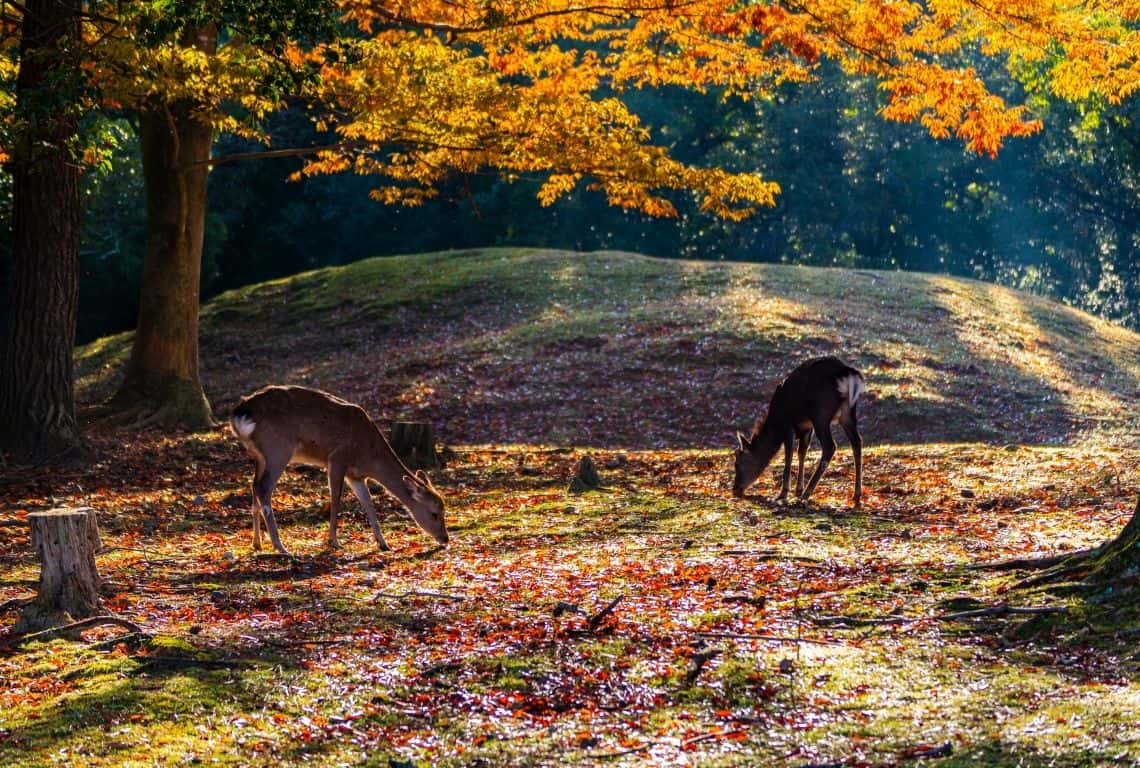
{"left": 732, "top": 356, "right": 865, "bottom": 506}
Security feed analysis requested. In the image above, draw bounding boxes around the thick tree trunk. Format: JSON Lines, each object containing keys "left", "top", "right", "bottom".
{"left": 0, "top": 0, "right": 85, "bottom": 464}
{"left": 390, "top": 421, "right": 440, "bottom": 470}
{"left": 109, "top": 27, "right": 218, "bottom": 429}
{"left": 15, "top": 508, "right": 103, "bottom": 634}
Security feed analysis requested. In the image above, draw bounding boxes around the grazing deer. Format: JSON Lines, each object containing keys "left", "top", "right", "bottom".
{"left": 732, "top": 356, "right": 865, "bottom": 507}
{"left": 230, "top": 385, "right": 449, "bottom": 555}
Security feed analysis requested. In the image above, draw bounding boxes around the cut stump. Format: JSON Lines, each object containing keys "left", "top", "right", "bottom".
{"left": 390, "top": 421, "right": 440, "bottom": 470}
{"left": 15, "top": 507, "right": 103, "bottom": 634}
{"left": 569, "top": 456, "right": 605, "bottom": 494}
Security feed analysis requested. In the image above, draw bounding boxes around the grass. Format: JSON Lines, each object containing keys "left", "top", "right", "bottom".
{"left": 4, "top": 248, "right": 1140, "bottom": 766}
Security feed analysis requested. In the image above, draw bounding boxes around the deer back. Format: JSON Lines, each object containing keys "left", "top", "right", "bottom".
{"left": 232, "top": 385, "right": 380, "bottom": 468}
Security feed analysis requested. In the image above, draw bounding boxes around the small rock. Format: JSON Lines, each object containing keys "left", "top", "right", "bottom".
{"left": 604, "top": 454, "right": 628, "bottom": 469}
{"left": 562, "top": 505, "right": 578, "bottom": 514}
{"left": 779, "top": 658, "right": 796, "bottom": 674}
{"left": 960, "top": 489, "right": 976, "bottom": 499}
{"left": 192, "top": 494, "right": 206, "bottom": 505}
{"left": 222, "top": 551, "right": 237, "bottom": 563}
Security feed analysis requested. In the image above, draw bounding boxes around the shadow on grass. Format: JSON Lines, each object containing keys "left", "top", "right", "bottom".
{"left": 937, "top": 739, "right": 1136, "bottom": 767}
{"left": 0, "top": 642, "right": 296, "bottom": 767}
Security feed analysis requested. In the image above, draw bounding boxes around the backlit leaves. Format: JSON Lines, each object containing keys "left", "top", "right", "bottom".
{"left": 5, "top": 1, "right": 1140, "bottom": 214}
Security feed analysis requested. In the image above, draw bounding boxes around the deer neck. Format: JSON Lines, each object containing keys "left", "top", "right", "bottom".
{"left": 362, "top": 431, "right": 416, "bottom": 507}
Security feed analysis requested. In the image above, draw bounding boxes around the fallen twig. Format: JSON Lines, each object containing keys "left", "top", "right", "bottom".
{"left": 5, "top": 615, "right": 146, "bottom": 648}
{"left": 683, "top": 648, "right": 721, "bottom": 686}
{"left": 586, "top": 743, "right": 653, "bottom": 760}
{"left": 694, "top": 631, "right": 847, "bottom": 647}
{"left": 99, "top": 545, "right": 198, "bottom": 563}
{"left": 134, "top": 655, "right": 253, "bottom": 671}
{"left": 88, "top": 632, "right": 146, "bottom": 651}
{"left": 259, "top": 637, "right": 353, "bottom": 649}
{"left": 900, "top": 741, "right": 953, "bottom": 760}
{"left": 722, "top": 594, "right": 767, "bottom": 608}
{"left": 720, "top": 549, "right": 825, "bottom": 564}
{"left": 553, "top": 601, "right": 585, "bottom": 617}
{"left": 969, "top": 546, "right": 1100, "bottom": 571}
{"left": 681, "top": 729, "right": 747, "bottom": 748}
{"left": 371, "top": 590, "right": 466, "bottom": 603}
{"left": 1012, "top": 564, "right": 1090, "bottom": 591}
{"left": 940, "top": 605, "right": 1065, "bottom": 620}
{"left": 815, "top": 604, "right": 1066, "bottom": 628}
{"left": 0, "top": 596, "right": 35, "bottom": 616}
{"left": 587, "top": 595, "right": 623, "bottom": 632}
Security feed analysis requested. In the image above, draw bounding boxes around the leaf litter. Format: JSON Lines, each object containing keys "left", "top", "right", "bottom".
{"left": 3, "top": 249, "right": 1140, "bottom": 766}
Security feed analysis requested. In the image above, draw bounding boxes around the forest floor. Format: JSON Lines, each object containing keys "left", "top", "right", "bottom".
{"left": 3, "top": 249, "right": 1140, "bottom": 767}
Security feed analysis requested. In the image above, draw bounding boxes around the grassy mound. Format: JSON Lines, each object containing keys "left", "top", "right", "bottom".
{"left": 77, "top": 248, "right": 1140, "bottom": 448}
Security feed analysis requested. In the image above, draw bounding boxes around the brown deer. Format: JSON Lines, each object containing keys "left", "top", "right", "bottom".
{"left": 230, "top": 385, "right": 449, "bottom": 556}
{"left": 732, "top": 357, "right": 865, "bottom": 506}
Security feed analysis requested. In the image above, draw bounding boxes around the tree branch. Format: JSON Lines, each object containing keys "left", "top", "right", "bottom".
{"left": 367, "top": 2, "right": 700, "bottom": 36}
{"left": 5, "top": 615, "right": 145, "bottom": 648}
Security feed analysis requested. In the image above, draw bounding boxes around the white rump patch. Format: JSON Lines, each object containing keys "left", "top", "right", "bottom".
{"left": 836, "top": 374, "right": 866, "bottom": 405}
{"left": 230, "top": 414, "right": 256, "bottom": 438}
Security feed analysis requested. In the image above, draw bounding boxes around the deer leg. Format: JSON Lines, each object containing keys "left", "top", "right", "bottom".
{"left": 254, "top": 448, "right": 291, "bottom": 556}
{"left": 778, "top": 434, "right": 794, "bottom": 502}
{"left": 251, "top": 453, "right": 266, "bottom": 551}
{"left": 348, "top": 477, "right": 390, "bottom": 552}
{"left": 841, "top": 407, "right": 863, "bottom": 508}
{"left": 795, "top": 429, "right": 812, "bottom": 496}
{"left": 326, "top": 458, "right": 347, "bottom": 550}
{"left": 801, "top": 425, "right": 836, "bottom": 504}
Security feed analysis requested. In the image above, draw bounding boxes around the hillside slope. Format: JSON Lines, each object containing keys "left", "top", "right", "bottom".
{"left": 77, "top": 248, "right": 1140, "bottom": 448}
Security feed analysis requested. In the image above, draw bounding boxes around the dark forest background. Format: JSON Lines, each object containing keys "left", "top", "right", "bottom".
{"left": 6, "top": 61, "right": 1138, "bottom": 344}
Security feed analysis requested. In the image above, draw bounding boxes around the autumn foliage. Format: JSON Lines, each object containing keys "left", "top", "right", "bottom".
{"left": 5, "top": 1, "right": 1140, "bottom": 216}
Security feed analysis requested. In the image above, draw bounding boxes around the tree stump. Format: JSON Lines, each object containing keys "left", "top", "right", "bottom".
{"left": 390, "top": 421, "right": 440, "bottom": 470}
{"left": 15, "top": 507, "right": 103, "bottom": 634}
{"left": 568, "top": 456, "right": 605, "bottom": 494}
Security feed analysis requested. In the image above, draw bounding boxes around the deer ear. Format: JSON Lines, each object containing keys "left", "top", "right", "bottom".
{"left": 736, "top": 432, "right": 751, "bottom": 451}
{"left": 414, "top": 469, "right": 429, "bottom": 482}
{"left": 403, "top": 474, "right": 419, "bottom": 495}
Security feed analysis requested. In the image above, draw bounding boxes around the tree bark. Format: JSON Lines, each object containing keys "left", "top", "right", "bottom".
{"left": 108, "top": 26, "right": 218, "bottom": 429}
{"left": 390, "top": 421, "right": 440, "bottom": 470}
{"left": 0, "top": 0, "right": 85, "bottom": 464}
{"left": 16, "top": 508, "right": 103, "bottom": 634}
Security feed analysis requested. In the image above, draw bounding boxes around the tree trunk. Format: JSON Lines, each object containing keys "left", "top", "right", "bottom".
{"left": 0, "top": 0, "right": 85, "bottom": 464}
{"left": 109, "top": 26, "right": 218, "bottom": 429}
{"left": 390, "top": 421, "right": 440, "bottom": 470}
{"left": 15, "top": 508, "right": 103, "bottom": 634}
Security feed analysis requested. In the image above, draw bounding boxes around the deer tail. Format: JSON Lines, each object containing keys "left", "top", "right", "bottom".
{"left": 230, "top": 403, "right": 257, "bottom": 439}
{"left": 836, "top": 373, "right": 866, "bottom": 406}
